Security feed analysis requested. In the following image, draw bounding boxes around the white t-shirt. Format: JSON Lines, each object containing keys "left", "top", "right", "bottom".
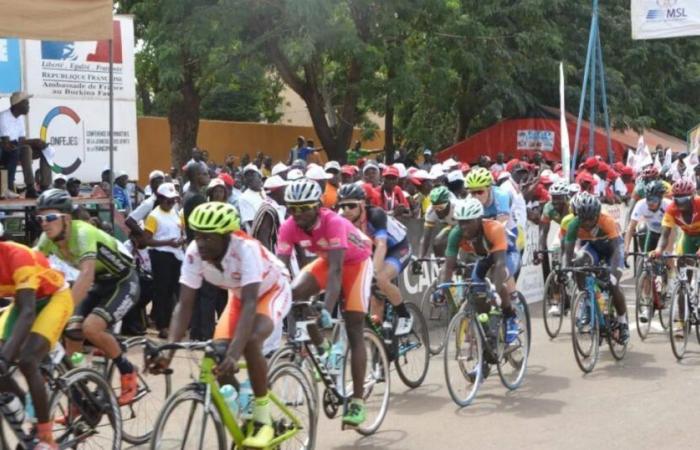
{"left": 180, "top": 233, "right": 290, "bottom": 297}
{"left": 128, "top": 195, "right": 157, "bottom": 222}
{"left": 238, "top": 189, "right": 265, "bottom": 227}
{"left": 144, "top": 206, "right": 184, "bottom": 260}
{"left": 0, "top": 109, "right": 25, "bottom": 141}
{"left": 630, "top": 198, "right": 672, "bottom": 233}
{"left": 424, "top": 201, "right": 456, "bottom": 227}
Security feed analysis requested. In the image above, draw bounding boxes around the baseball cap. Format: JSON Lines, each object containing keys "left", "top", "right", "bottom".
{"left": 410, "top": 169, "right": 433, "bottom": 180}
{"left": 429, "top": 163, "right": 445, "bottom": 178}
{"left": 115, "top": 170, "right": 129, "bottom": 180}
{"left": 443, "top": 158, "right": 459, "bottom": 170}
{"left": 149, "top": 170, "right": 165, "bottom": 181}
{"left": 306, "top": 165, "right": 332, "bottom": 180}
{"left": 392, "top": 163, "right": 407, "bottom": 178}
{"left": 272, "top": 162, "right": 289, "bottom": 176}
{"left": 363, "top": 160, "right": 379, "bottom": 173}
{"left": 423, "top": 149, "right": 432, "bottom": 156}
{"left": 218, "top": 173, "right": 234, "bottom": 187}
{"left": 243, "top": 163, "right": 262, "bottom": 175}
{"left": 382, "top": 166, "right": 400, "bottom": 178}
{"left": 341, "top": 165, "right": 356, "bottom": 176}
{"left": 157, "top": 182, "right": 179, "bottom": 198}
{"left": 206, "top": 178, "right": 226, "bottom": 192}
{"left": 263, "top": 175, "right": 288, "bottom": 190}
{"left": 324, "top": 161, "right": 341, "bottom": 173}
{"left": 447, "top": 170, "right": 463, "bottom": 183}
{"left": 583, "top": 157, "right": 599, "bottom": 170}
{"left": 10, "top": 91, "right": 32, "bottom": 106}
{"left": 287, "top": 168, "right": 304, "bottom": 181}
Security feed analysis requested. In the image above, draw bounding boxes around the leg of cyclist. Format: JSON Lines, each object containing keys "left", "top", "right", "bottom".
{"left": 290, "top": 271, "right": 327, "bottom": 352}
{"left": 375, "top": 242, "right": 412, "bottom": 335}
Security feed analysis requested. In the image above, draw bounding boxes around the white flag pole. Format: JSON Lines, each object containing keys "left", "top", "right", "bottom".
{"left": 560, "top": 62, "right": 571, "bottom": 181}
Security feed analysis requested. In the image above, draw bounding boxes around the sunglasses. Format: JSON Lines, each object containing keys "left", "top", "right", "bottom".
{"left": 338, "top": 203, "right": 361, "bottom": 211}
{"left": 469, "top": 190, "right": 487, "bottom": 196}
{"left": 674, "top": 195, "right": 692, "bottom": 204}
{"left": 432, "top": 203, "right": 449, "bottom": 211}
{"left": 288, "top": 203, "right": 317, "bottom": 214}
{"left": 36, "top": 213, "right": 63, "bottom": 224}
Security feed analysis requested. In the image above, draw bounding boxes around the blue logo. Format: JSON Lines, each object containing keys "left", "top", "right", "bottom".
{"left": 646, "top": 9, "right": 664, "bottom": 19}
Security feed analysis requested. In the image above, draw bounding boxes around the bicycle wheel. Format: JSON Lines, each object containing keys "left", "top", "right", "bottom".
{"left": 497, "top": 295, "right": 530, "bottom": 390}
{"left": 106, "top": 338, "right": 172, "bottom": 444}
{"left": 268, "top": 362, "right": 317, "bottom": 450}
{"left": 542, "top": 272, "right": 564, "bottom": 339}
{"left": 669, "top": 282, "right": 690, "bottom": 360}
{"left": 394, "top": 303, "right": 430, "bottom": 388}
{"left": 635, "top": 271, "right": 655, "bottom": 340}
{"left": 443, "top": 311, "right": 483, "bottom": 407}
{"left": 420, "top": 279, "right": 451, "bottom": 355}
{"left": 571, "top": 291, "right": 599, "bottom": 373}
{"left": 49, "top": 367, "right": 122, "bottom": 449}
{"left": 150, "top": 383, "right": 227, "bottom": 450}
{"left": 340, "top": 330, "right": 390, "bottom": 436}
{"left": 606, "top": 301, "right": 628, "bottom": 361}
{"left": 268, "top": 344, "right": 319, "bottom": 416}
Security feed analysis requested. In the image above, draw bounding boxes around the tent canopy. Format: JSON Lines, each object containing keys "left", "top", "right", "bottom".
{"left": 0, "top": 0, "right": 112, "bottom": 41}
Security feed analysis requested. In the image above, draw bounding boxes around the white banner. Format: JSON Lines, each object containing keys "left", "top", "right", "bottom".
{"left": 24, "top": 16, "right": 136, "bottom": 101}
{"left": 631, "top": 0, "right": 700, "bottom": 40}
{"left": 516, "top": 129, "right": 555, "bottom": 152}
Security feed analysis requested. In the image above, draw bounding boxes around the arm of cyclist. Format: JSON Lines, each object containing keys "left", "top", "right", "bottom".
{"left": 623, "top": 218, "right": 638, "bottom": 255}
{"left": 0, "top": 289, "right": 36, "bottom": 372}
{"left": 217, "top": 282, "right": 261, "bottom": 375}
{"left": 650, "top": 225, "right": 673, "bottom": 258}
{"left": 71, "top": 258, "right": 96, "bottom": 305}
{"left": 373, "top": 236, "right": 388, "bottom": 275}
{"left": 418, "top": 224, "right": 434, "bottom": 259}
{"left": 535, "top": 221, "right": 550, "bottom": 264}
{"left": 490, "top": 250, "right": 510, "bottom": 303}
{"left": 609, "top": 237, "right": 625, "bottom": 285}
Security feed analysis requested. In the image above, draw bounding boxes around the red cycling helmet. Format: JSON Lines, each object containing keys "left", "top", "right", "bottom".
{"left": 672, "top": 178, "right": 695, "bottom": 197}
{"left": 641, "top": 166, "right": 659, "bottom": 179}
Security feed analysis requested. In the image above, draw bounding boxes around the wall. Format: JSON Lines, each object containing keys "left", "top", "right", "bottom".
{"left": 137, "top": 116, "right": 385, "bottom": 185}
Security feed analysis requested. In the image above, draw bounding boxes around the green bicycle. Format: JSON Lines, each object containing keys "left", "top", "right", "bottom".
{"left": 148, "top": 340, "right": 316, "bottom": 450}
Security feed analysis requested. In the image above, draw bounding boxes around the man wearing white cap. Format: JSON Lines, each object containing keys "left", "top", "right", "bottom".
{"left": 113, "top": 170, "right": 132, "bottom": 214}
{"left": 238, "top": 163, "right": 266, "bottom": 233}
{"left": 420, "top": 148, "right": 434, "bottom": 171}
{"left": 0, "top": 91, "right": 51, "bottom": 198}
{"left": 323, "top": 161, "right": 342, "bottom": 208}
{"left": 271, "top": 161, "right": 289, "bottom": 179}
{"left": 250, "top": 175, "right": 288, "bottom": 252}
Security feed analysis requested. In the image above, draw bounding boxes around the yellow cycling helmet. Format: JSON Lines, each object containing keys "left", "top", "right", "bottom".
{"left": 464, "top": 167, "right": 493, "bottom": 189}
{"left": 189, "top": 201, "right": 240, "bottom": 234}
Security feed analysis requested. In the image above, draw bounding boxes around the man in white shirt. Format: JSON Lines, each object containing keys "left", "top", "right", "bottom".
{"left": 125, "top": 170, "right": 165, "bottom": 240}
{"left": 238, "top": 163, "right": 266, "bottom": 233}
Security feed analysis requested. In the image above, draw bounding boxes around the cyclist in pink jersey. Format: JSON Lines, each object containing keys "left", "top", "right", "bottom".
{"left": 277, "top": 179, "right": 373, "bottom": 428}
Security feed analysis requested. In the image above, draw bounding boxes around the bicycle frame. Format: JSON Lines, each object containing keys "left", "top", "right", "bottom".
{"left": 584, "top": 275, "right": 610, "bottom": 330}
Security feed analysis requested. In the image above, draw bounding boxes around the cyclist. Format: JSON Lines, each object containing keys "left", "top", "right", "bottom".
{"left": 0, "top": 226, "right": 73, "bottom": 450}
{"left": 563, "top": 192, "right": 629, "bottom": 343}
{"left": 534, "top": 181, "right": 570, "bottom": 279}
{"left": 416, "top": 185, "right": 456, "bottom": 261}
{"left": 336, "top": 183, "right": 413, "bottom": 335}
{"left": 624, "top": 180, "right": 672, "bottom": 256}
{"left": 34, "top": 189, "right": 140, "bottom": 405}
{"left": 276, "top": 179, "right": 373, "bottom": 429}
{"left": 439, "top": 197, "right": 520, "bottom": 343}
{"left": 149, "top": 202, "right": 291, "bottom": 448}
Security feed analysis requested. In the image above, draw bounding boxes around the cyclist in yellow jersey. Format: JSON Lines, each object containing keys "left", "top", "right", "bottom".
{"left": 0, "top": 223, "right": 73, "bottom": 450}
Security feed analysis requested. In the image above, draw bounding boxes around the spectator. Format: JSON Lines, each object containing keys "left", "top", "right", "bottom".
{"left": 262, "top": 155, "right": 273, "bottom": 177}
{"left": 322, "top": 161, "right": 341, "bottom": 208}
{"left": 224, "top": 154, "right": 237, "bottom": 172}
{"left": 306, "top": 165, "right": 332, "bottom": 203}
{"left": 340, "top": 165, "right": 357, "bottom": 184}
{"left": 272, "top": 162, "right": 289, "bottom": 179}
{"left": 288, "top": 136, "right": 314, "bottom": 163}
{"left": 361, "top": 161, "right": 382, "bottom": 206}
{"left": 218, "top": 172, "right": 240, "bottom": 207}
{"left": 490, "top": 152, "right": 506, "bottom": 172}
{"left": 125, "top": 170, "right": 165, "bottom": 248}
{"left": 446, "top": 170, "right": 466, "bottom": 199}
{"left": 240, "top": 153, "right": 251, "bottom": 167}
{"left": 66, "top": 177, "right": 81, "bottom": 197}
{"left": 182, "top": 161, "right": 210, "bottom": 242}
{"left": 206, "top": 178, "right": 228, "bottom": 202}
{"left": 251, "top": 175, "right": 288, "bottom": 253}
{"left": 347, "top": 140, "right": 370, "bottom": 165}
{"left": 142, "top": 182, "right": 185, "bottom": 338}
{"left": 113, "top": 170, "right": 132, "bottom": 214}
{"left": 380, "top": 166, "right": 409, "bottom": 215}
{"left": 53, "top": 174, "right": 67, "bottom": 190}
{"left": 532, "top": 151, "right": 551, "bottom": 172}
{"left": 420, "top": 149, "right": 434, "bottom": 170}
{"left": 238, "top": 163, "right": 266, "bottom": 232}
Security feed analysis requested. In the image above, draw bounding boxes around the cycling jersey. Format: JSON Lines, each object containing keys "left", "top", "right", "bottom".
{"left": 0, "top": 241, "right": 66, "bottom": 298}
{"left": 445, "top": 219, "right": 508, "bottom": 257}
{"left": 559, "top": 213, "right": 575, "bottom": 238}
{"left": 364, "top": 207, "right": 407, "bottom": 249}
{"left": 630, "top": 198, "right": 671, "bottom": 233}
{"left": 541, "top": 201, "right": 568, "bottom": 226}
{"left": 564, "top": 213, "right": 620, "bottom": 243}
{"left": 277, "top": 208, "right": 372, "bottom": 264}
{"left": 424, "top": 201, "right": 456, "bottom": 228}
{"left": 661, "top": 196, "right": 700, "bottom": 236}
{"left": 482, "top": 186, "right": 511, "bottom": 222}
{"left": 36, "top": 220, "right": 134, "bottom": 279}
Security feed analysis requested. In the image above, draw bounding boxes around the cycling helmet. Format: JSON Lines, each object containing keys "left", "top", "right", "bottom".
{"left": 567, "top": 183, "right": 581, "bottom": 197}
{"left": 569, "top": 192, "right": 584, "bottom": 215}
{"left": 576, "top": 192, "right": 601, "bottom": 221}
{"left": 641, "top": 166, "right": 659, "bottom": 179}
{"left": 548, "top": 181, "right": 569, "bottom": 197}
{"left": 645, "top": 180, "right": 667, "bottom": 198}
{"left": 189, "top": 202, "right": 240, "bottom": 234}
{"left": 337, "top": 183, "right": 366, "bottom": 201}
{"left": 0, "top": 221, "right": 4, "bottom": 238}
{"left": 672, "top": 178, "right": 695, "bottom": 197}
{"left": 429, "top": 186, "right": 451, "bottom": 205}
{"left": 464, "top": 167, "right": 494, "bottom": 189}
{"left": 284, "top": 179, "right": 322, "bottom": 203}
{"left": 36, "top": 188, "right": 73, "bottom": 213}
{"left": 453, "top": 197, "right": 484, "bottom": 221}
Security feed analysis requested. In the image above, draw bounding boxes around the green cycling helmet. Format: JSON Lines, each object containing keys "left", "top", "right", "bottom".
{"left": 465, "top": 167, "right": 493, "bottom": 189}
{"left": 189, "top": 202, "right": 240, "bottom": 234}
{"left": 429, "top": 186, "right": 451, "bottom": 205}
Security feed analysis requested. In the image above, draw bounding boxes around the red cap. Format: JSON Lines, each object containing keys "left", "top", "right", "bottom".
{"left": 341, "top": 165, "right": 356, "bottom": 176}
{"left": 505, "top": 159, "right": 521, "bottom": 173}
{"left": 598, "top": 162, "right": 610, "bottom": 174}
{"left": 218, "top": 173, "right": 234, "bottom": 188}
{"left": 577, "top": 171, "right": 594, "bottom": 184}
{"left": 382, "top": 166, "right": 400, "bottom": 178}
{"left": 409, "top": 177, "right": 423, "bottom": 186}
{"left": 621, "top": 166, "right": 634, "bottom": 176}
{"left": 613, "top": 161, "right": 625, "bottom": 171}
{"left": 583, "top": 157, "right": 599, "bottom": 170}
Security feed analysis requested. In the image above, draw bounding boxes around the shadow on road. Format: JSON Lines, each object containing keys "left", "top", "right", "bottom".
{"left": 583, "top": 350, "right": 667, "bottom": 380}
{"left": 331, "top": 429, "right": 408, "bottom": 449}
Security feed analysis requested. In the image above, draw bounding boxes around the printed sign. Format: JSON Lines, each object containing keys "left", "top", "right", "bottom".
{"left": 0, "top": 38, "right": 21, "bottom": 93}
{"left": 632, "top": 0, "right": 700, "bottom": 40}
{"left": 517, "top": 129, "right": 555, "bottom": 152}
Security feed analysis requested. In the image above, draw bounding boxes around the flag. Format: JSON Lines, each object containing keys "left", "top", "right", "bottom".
{"left": 559, "top": 62, "right": 571, "bottom": 181}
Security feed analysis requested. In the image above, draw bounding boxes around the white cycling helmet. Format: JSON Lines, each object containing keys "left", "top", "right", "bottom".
{"left": 549, "top": 181, "right": 569, "bottom": 197}
{"left": 454, "top": 197, "right": 484, "bottom": 221}
{"left": 0, "top": 221, "right": 4, "bottom": 238}
{"left": 284, "top": 179, "right": 323, "bottom": 204}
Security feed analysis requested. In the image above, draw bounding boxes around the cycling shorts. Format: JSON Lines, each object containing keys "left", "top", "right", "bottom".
{"left": 385, "top": 239, "right": 411, "bottom": 274}
{"left": 302, "top": 257, "right": 373, "bottom": 313}
{"left": 644, "top": 231, "right": 661, "bottom": 253}
{"left": 679, "top": 233, "right": 700, "bottom": 255}
{"left": 0, "top": 288, "right": 73, "bottom": 348}
{"left": 471, "top": 249, "right": 521, "bottom": 282}
{"left": 69, "top": 269, "right": 139, "bottom": 326}
{"left": 213, "top": 277, "right": 292, "bottom": 350}
{"left": 578, "top": 241, "right": 624, "bottom": 269}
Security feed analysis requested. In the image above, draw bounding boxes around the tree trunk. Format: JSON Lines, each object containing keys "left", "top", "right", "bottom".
{"left": 168, "top": 73, "right": 200, "bottom": 170}
{"left": 384, "top": 98, "right": 394, "bottom": 164}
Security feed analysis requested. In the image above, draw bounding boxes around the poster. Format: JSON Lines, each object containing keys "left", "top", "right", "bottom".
{"left": 0, "top": 38, "right": 21, "bottom": 93}
{"left": 516, "top": 129, "right": 555, "bottom": 152}
{"left": 631, "top": 0, "right": 700, "bottom": 40}
{"left": 689, "top": 123, "right": 700, "bottom": 153}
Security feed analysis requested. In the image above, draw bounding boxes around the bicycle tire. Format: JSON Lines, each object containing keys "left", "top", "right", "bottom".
{"left": 606, "top": 301, "right": 628, "bottom": 361}
{"left": 497, "top": 293, "right": 530, "bottom": 390}
{"left": 443, "top": 311, "right": 483, "bottom": 407}
{"left": 542, "top": 272, "right": 564, "bottom": 339}
{"left": 106, "top": 338, "right": 172, "bottom": 445}
{"left": 395, "top": 303, "right": 430, "bottom": 389}
{"left": 268, "top": 362, "right": 318, "bottom": 450}
{"left": 49, "top": 367, "right": 122, "bottom": 449}
{"left": 571, "top": 291, "right": 599, "bottom": 373}
{"left": 420, "top": 279, "right": 452, "bottom": 355}
{"left": 150, "top": 383, "right": 227, "bottom": 450}
{"left": 635, "top": 271, "right": 654, "bottom": 340}
{"left": 669, "top": 282, "right": 690, "bottom": 360}
{"left": 340, "top": 329, "right": 390, "bottom": 436}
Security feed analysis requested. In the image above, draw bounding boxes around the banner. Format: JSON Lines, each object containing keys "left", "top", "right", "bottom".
{"left": 516, "top": 129, "right": 555, "bottom": 151}
{"left": 631, "top": 0, "right": 700, "bottom": 40}
{"left": 0, "top": 38, "right": 21, "bottom": 93}
{"left": 690, "top": 123, "right": 700, "bottom": 154}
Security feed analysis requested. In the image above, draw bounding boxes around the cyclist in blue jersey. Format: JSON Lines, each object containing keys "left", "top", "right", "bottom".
{"left": 337, "top": 183, "right": 413, "bottom": 335}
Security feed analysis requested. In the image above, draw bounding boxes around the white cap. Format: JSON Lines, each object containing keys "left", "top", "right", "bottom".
{"left": 263, "top": 175, "right": 288, "bottom": 190}
{"left": 497, "top": 171, "right": 511, "bottom": 182}
{"left": 243, "top": 163, "right": 262, "bottom": 175}
{"left": 362, "top": 161, "right": 379, "bottom": 173}
{"left": 393, "top": 163, "right": 407, "bottom": 178}
{"left": 429, "top": 163, "right": 445, "bottom": 178}
{"left": 157, "top": 182, "right": 179, "bottom": 198}
{"left": 447, "top": 170, "right": 463, "bottom": 183}
{"left": 541, "top": 169, "right": 554, "bottom": 179}
{"left": 115, "top": 170, "right": 129, "bottom": 180}
{"left": 443, "top": 158, "right": 458, "bottom": 169}
{"left": 272, "top": 162, "right": 289, "bottom": 176}
{"left": 410, "top": 169, "right": 434, "bottom": 180}
{"left": 306, "top": 165, "right": 332, "bottom": 180}
{"left": 206, "top": 178, "right": 226, "bottom": 191}
{"left": 287, "top": 168, "right": 304, "bottom": 181}
{"left": 149, "top": 170, "right": 165, "bottom": 181}
{"left": 55, "top": 174, "right": 67, "bottom": 181}
{"left": 324, "top": 161, "right": 341, "bottom": 173}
